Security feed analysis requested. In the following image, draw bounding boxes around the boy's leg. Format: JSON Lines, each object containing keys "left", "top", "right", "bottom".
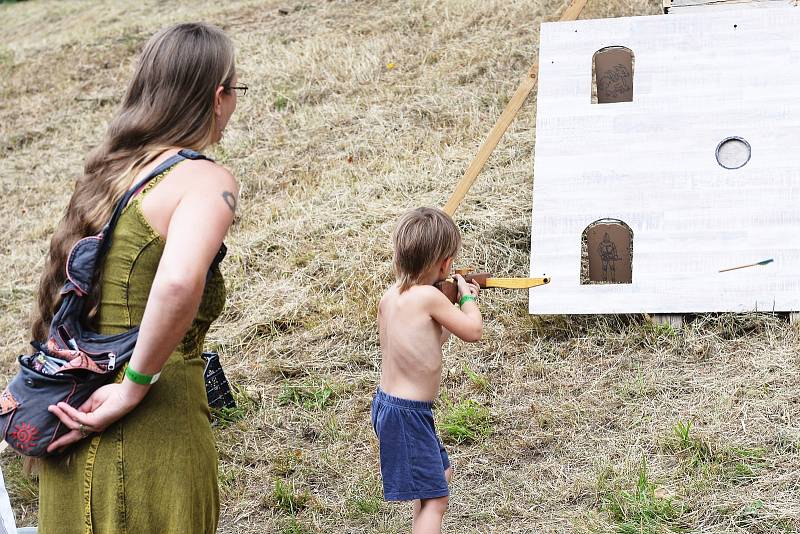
{"left": 413, "top": 467, "right": 452, "bottom": 527}
{"left": 414, "top": 466, "right": 451, "bottom": 534}
{"left": 412, "top": 496, "right": 449, "bottom": 534}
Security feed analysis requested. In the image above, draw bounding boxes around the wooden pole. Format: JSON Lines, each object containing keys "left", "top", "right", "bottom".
{"left": 442, "top": 0, "right": 589, "bottom": 216}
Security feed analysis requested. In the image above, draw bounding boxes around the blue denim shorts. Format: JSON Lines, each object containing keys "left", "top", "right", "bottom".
{"left": 371, "top": 387, "right": 450, "bottom": 501}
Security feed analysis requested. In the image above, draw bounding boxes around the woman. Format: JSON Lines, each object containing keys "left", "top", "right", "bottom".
{"left": 32, "top": 22, "right": 242, "bottom": 533}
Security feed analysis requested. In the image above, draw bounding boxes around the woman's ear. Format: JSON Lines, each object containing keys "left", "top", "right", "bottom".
{"left": 214, "top": 85, "right": 225, "bottom": 116}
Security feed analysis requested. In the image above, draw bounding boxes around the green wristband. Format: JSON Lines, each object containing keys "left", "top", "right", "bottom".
{"left": 124, "top": 365, "right": 161, "bottom": 385}
{"left": 459, "top": 295, "right": 477, "bottom": 307}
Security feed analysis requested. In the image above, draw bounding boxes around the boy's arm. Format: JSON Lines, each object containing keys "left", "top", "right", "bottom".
{"left": 427, "top": 276, "right": 483, "bottom": 342}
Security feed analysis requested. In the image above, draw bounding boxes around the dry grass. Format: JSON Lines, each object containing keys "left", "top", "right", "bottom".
{"left": 2, "top": 0, "right": 799, "bottom": 532}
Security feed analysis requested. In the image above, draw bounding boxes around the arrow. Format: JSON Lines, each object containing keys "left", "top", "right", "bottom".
{"left": 719, "top": 258, "right": 773, "bottom": 273}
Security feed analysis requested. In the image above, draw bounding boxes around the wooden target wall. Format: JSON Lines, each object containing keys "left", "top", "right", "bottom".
{"left": 528, "top": 7, "right": 800, "bottom": 314}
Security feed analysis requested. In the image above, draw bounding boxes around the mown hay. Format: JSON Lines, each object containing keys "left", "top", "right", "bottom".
{"left": 2, "top": 1, "right": 799, "bottom": 532}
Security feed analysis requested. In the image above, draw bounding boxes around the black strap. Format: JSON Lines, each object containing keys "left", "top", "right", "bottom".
{"left": 97, "top": 149, "right": 211, "bottom": 260}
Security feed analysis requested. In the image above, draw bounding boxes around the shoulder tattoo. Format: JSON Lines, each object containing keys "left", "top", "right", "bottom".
{"left": 222, "top": 191, "right": 237, "bottom": 214}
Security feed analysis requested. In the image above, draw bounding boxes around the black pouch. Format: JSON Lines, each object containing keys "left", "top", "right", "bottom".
{"left": 202, "top": 352, "right": 236, "bottom": 410}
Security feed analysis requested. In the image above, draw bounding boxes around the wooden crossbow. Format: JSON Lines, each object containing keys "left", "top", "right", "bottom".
{"left": 435, "top": 268, "right": 550, "bottom": 304}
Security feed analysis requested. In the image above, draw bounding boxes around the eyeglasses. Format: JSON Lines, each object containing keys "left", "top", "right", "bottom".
{"left": 225, "top": 83, "right": 248, "bottom": 97}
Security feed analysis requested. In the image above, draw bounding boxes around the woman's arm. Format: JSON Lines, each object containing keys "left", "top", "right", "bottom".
{"left": 125, "top": 164, "right": 237, "bottom": 380}
{"left": 47, "top": 163, "right": 238, "bottom": 452}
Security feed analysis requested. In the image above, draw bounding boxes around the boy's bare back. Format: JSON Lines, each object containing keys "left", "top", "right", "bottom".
{"left": 379, "top": 275, "right": 482, "bottom": 402}
{"left": 379, "top": 284, "right": 450, "bottom": 402}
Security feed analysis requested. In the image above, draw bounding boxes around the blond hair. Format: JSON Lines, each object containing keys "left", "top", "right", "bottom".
{"left": 392, "top": 207, "right": 461, "bottom": 292}
{"left": 33, "top": 22, "right": 236, "bottom": 340}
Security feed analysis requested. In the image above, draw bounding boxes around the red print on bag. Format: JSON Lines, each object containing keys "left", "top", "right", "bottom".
{"left": 47, "top": 338, "right": 81, "bottom": 361}
{"left": 10, "top": 422, "right": 40, "bottom": 452}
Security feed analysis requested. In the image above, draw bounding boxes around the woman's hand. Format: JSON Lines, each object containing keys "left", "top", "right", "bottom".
{"left": 455, "top": 274, "right": 480, "bottom": 301}
{"left": 46, "top": 381, "right": 148, "bottom": 453}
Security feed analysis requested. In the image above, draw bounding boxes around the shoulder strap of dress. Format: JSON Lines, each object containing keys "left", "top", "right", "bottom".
{"left": 97, "top": 149, "right": 212, "bottom": 260}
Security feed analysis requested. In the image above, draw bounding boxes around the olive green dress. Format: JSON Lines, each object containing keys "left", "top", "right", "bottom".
{"left": 38, "top": 167, "right": 226, "bottom": 534}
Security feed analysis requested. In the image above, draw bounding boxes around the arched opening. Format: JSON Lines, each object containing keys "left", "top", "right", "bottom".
{"left": 581, "top": 219, "right": 633, "bottom": 284}
{"left": 592, "top": 46, "right": 634, "bottom": 104}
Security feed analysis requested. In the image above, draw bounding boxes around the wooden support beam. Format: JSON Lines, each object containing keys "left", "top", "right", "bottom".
{"left": 790, "top": 312, "right": 799, "bottom": 324}
{"left": 442, "top": 0, "right": 588, "bottom": 216}
{"left": 652, "top": 314, "right": 684, "bottom": 329}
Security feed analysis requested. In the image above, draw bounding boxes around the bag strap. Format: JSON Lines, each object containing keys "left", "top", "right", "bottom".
{"left": 97, "top": 149, "right": 211, "bottom": 261}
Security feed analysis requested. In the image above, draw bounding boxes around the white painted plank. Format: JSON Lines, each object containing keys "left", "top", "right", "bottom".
{"left": 667, "top": 0, "right": 795, "bottom": 14}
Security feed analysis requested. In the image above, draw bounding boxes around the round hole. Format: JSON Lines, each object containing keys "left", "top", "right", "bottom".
{"left": 716, "top": 136, "right": 751, "bottom": 169}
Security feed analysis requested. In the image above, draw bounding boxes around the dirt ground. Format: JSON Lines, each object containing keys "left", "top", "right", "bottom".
{"left": 1, "top": 1, "right": 798, "bottom": 532}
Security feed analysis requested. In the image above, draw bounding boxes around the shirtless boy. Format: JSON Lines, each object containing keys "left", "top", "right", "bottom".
{"left": 372, "top": 207, "right": 483, "bottom": 534}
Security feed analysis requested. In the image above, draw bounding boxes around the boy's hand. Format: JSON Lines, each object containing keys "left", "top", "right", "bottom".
{"left": 454, "top": 274, "right": 480, "bottom": 301}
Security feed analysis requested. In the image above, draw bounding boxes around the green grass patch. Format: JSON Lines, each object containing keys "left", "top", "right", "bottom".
{"left": 638, "top": 320, "right": 677, "bottom": 346}
{"left": 616, "top": 364, "right": 651, "bottom": 399}
{"left": 347, "top": 479, "right": 382, "bottom": 518}
{"left": 272, "top": 478, "right": 311, "bottom": 515}
{"left": 322, "top": 413, "right": 342, "bottom": 442}
{"left": 724, "top": 446, "right": 767, "bottom": 484}
{"left": 670, "top": 420, "right": 714, "bottom": 466}
{"left": 463, "top": 364, "right": 489, "bottom": 391}
{"left": 599, "top": 459, "right": 684, "bottom": 533}
{"left": 280, "top": 517, "right": 312, "bottom": 534}
{"left": 351, "top": 495, "right": 380, "bottom": 515}
{"left": 664, "top": 420, "right": 767, "bottom": 485}
{"left": 211, "top": 385, "right": 259, "bottom": 428}
{"left": 439, "top": 398, "right": 491, "bottom": 444}
{"left": 274, "top": 94, "right": 290, "bottom": 111}
{"left": 278, "top": 381, "right": 335, "bottom": 411}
